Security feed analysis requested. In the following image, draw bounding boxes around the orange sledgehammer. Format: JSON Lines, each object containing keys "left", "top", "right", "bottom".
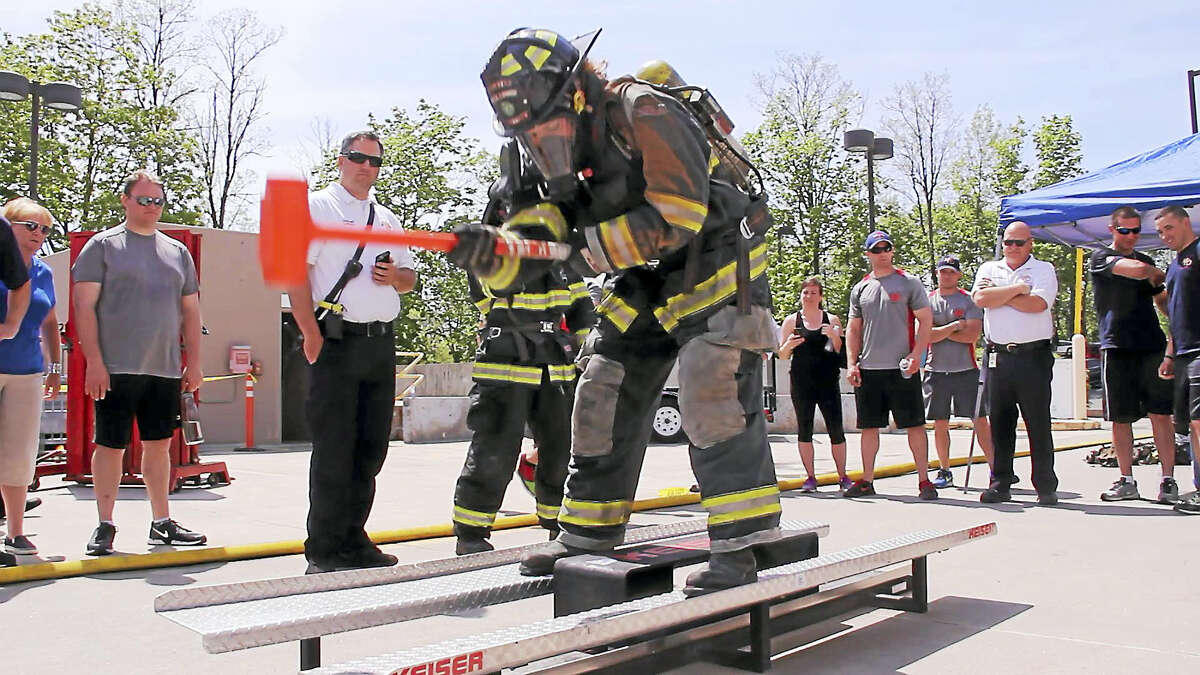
{"left": 258, "top": 176, "right": 572, "bottom": 286}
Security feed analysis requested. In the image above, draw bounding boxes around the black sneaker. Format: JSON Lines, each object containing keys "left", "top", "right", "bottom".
{"left": 4, "top": 535, "right": 37, "bottom": 555}
{"left": 843, "top": 480, "right": 876, "bottom": 498}
{"left": 87, "top": 522, "right": 117, "bottom": 556}
{"left": 148, "top": 519, "right": 207, "bottom": 546}
{"left": 0, "top": 550, "right": 15, "bottom": 567}
{"left": 980, "top": 487, "right": 1012, "bottom": 504}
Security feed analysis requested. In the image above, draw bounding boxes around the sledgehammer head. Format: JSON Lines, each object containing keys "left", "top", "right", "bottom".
{"left": 259, "top": 176, "right": 313, "bottom": 286}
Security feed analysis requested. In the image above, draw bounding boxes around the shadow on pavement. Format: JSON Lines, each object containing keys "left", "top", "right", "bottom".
{"left": 773, "top": 595, "right": 1032, "bottom": 673}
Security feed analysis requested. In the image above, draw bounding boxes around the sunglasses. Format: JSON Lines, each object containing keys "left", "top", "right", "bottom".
{"left": 134, "top": 196, "right": 166, "bottom": 207}
{"left": 341, "top": 151, "right": 383, "bottom": 168}
{"left": 1115, "top": 226, "right": 1141, "bottom": 235}
{"left": 868, "top": 244, "right": 893, "bottom": 254}
{"left": 12, "top": 220, "right": 52, "bottom": 236}
{"left": 1002, "top": 239, "right": 1029, "bottom": 247}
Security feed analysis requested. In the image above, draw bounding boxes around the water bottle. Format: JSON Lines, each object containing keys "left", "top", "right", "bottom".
{"left": 899, "top": 358, "right": 912, "bottom": 379}
{"left": 181, "top": 391, "right": 204, "bottom": 445}
{"left": 823, "top": 323, "right": 835, "bottom": 352}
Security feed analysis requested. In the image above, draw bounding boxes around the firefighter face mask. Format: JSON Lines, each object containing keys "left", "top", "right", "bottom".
{"left": 516, "top": 113, "right": 579, "bottom": 200}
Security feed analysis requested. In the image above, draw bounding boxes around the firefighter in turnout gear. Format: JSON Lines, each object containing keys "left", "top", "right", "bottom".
{"left": 452, "top": 159, "right": 595, "bottom": 556}
{"left": 448, "top": 28, "right": 782, "bottom": 595}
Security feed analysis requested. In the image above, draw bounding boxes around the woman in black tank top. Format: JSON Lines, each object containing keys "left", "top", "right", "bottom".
{"left": 778, "top": 277, "right": 849, "bottom": 493}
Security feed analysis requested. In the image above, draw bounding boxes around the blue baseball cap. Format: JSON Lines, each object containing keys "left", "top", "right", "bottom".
{"left": 936, "top": 254, "right": 962, "bottom": 272}
{"left": 863, "top": 230, "right": 892, "bottom": 251}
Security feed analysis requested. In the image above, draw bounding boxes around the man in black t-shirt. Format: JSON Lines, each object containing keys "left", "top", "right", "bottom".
{"left": 1090, "top": 207, "right": 1177, "bottom": 504}
{"left": 1157, "top": 205, "right": 1200, "bottom": 514}
{"left": 0, "top": 216, "right": 32, "bottom": 342}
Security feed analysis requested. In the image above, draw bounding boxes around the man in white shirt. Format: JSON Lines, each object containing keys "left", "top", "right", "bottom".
{"left": 285, "top": 130, "right": 417, "bottom": 572}
{"left": 971, "top": 221, "right": 1059, "bottom": 505}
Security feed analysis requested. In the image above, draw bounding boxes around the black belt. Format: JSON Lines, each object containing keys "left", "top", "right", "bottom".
{"left": 321, "top": 319, "right": 392, "bottom": 338}
{"left": 987, "top": 339, "right": 1051, "bottom": 354}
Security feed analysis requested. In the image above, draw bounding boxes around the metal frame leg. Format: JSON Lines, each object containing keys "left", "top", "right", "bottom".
{"left": 873, "top": 556, "right": 928, "bottom": 613}
{"left": 300, "top": 637, "right": 321, "bottom": 670}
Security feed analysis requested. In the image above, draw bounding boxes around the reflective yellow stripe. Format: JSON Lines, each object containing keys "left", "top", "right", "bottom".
{"left": 646, "top": 190, "right": 708, "bottom": 233}
{"left": 707, "top": 501, "right": 782, "bottom": 526}
{"left": 534, "top": 30, "right": 558, "bottom": 46}
{"left": 568, "top": 281, "right": 590, "bottom": 302}
{"left": 574, "top": 328, "right": 590, "bottom": 338}
{"left": 653, "top": 242, "right": 768, "bottom": 333}
{"left": 500, "top": 53, "right": 521, "bottom": 76}
{"left": 317, "top": 300, "right": 345, "bottom": 314}
{"left": 501, "top": 289, "right": 574, "bottom": 312}
{"left": 702, "top": 485, "right": 782, "bottom": 527}
{"left": 475, "top": 298, "right": 494, "bottom": 315}
{"left": 596, "top": 293, "right": 638, "bottom": 333}
{"left": 525, "top": 45, "right": 551, "bottom": 70}
{"left": 559, "top": 498, "right": 632, "bottom": 527}
{"left": 506, "top": 203, "right": 567, "bottom": 241}
{"left": 598, "top": 215, "right": 646, "bottom": 269}
{"left": 478, "top": 230, "right": 523, "bottom": 292}
{"left": 472, "top": 362, "right": 543, "bottom": 386}
{"left": 548, "top": 364, "right": 576, "bottom": 382}
{"left": 708, "top": 149, "right": 720, "bottom": 173}
{"left": 536, "top": 503, "right": 561, "bottom": 520}
{"left": 452, "top": 505, "right": 496, "bottom": 528}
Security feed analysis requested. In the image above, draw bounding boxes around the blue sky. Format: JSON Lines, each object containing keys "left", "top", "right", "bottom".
{"left": 7, "top": 0, "right": 1200, "bottom": 194}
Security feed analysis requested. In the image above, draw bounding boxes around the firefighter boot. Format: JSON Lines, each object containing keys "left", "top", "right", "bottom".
{"left": 683, "top": 548, "right": 758, "bottom": 597}
{"left": 518, "top": 540, "right": 591, "bottom": 576}
{"left": 455, "top": 535, "right": 494, "bottom": 556}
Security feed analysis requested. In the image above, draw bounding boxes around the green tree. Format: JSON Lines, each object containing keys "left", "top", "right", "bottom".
{"left": 742, "top": 53, "right": 866, "bottom": 319}
{"left": 311, "top": 102, "right": 495, "bottom": 362}
{"left": 1032, "top": 114, "right": 1086, "bottom": 339}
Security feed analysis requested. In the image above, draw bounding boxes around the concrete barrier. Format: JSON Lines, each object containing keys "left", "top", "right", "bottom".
{"left": 402, "top": 396, "right": 472, "bottom": 443}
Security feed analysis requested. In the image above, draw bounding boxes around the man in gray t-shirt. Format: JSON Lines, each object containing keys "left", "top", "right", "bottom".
{"left": 844, "top": 230, "right": 935, "bottom": 500}
{"left": 71, "top": 169, "right": 207, "bottom": 555}
{"left": 923, "top": 255, "right": 993, "bottom": 489}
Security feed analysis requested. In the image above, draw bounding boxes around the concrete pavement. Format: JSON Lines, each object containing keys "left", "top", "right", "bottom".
{"left": 1, "top": 422, "right": 1197, "bottom": 674}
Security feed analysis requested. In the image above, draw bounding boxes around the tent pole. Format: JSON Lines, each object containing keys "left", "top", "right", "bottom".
{"left": 1073, "top": 247, "right": 1084, "bottom": 335}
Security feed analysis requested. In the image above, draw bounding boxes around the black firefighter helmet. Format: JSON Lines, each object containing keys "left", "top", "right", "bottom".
{"left": 481, "top": 28, "right": 595, "bottom": 136}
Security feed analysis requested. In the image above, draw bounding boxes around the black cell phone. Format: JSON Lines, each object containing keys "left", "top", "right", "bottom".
{"left": 375, "top": 250, "right": 391, "bottom": 263}
{"left": 793, "top": 326, "right": 803, "bottom": 336}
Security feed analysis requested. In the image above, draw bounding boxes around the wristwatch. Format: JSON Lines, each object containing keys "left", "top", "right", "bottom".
{"left": 47, "top": 362, "right": 63, "bottom": 375}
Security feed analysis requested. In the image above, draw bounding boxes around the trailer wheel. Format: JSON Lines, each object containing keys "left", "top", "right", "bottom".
{"left": 651, "top": 394, "right": 687, "bottom": 444}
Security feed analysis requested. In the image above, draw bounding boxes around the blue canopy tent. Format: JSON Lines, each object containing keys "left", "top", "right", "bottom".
{"left": 999, "top": 132, "right": 1200, "bottom": 251}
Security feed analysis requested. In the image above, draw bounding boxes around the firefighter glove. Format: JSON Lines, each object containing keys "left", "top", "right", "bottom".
{"left": 448, "top": 223, "right": 501, "bottom": 273}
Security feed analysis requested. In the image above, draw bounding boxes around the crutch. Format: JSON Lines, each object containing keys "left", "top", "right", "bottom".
{"left": 961, "top": 350, "right": 991, "bottom": 492}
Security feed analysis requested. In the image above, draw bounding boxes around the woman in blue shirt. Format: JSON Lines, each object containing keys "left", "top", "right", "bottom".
{"left": 0, "top": 198, "right": 60, "bottom": 560}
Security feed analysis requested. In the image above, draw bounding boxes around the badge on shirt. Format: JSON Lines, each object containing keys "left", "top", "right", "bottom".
{"left": 953, "top": 309, "right": 965, "bottom": 317}
{"left": 888, "top": 292, "right": 900, "bottom": 302}
{"left": 1184, "top": 257, "right": 1194, "bottom": 267}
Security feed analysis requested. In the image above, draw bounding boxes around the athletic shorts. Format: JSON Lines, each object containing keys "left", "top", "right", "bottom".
{"left": 1173, "top": 353, "right": 1200, "bottom": 424}
{"left": 855, "top": 368, "right": 925, "bottom": 429}
{"left": 923, "top": 369, "right": 988, "bottom": 420}
{"left": 1102, "top": 349, "right": 1173, "bottom": 423}
{"left": 93, "top": 374, "right": 182, "bottom": 448}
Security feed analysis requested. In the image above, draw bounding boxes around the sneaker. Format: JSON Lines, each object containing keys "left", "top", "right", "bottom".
{"left": 1174, "top": 490, "right": 1200, "bottom": 515}
{"left": 147, "top": 519, "right": 207, "bottom": 546}
{"left": 1157, "top": 477, "right": 1180, "bottom": 505}
{"left": 918, "top": 480, "right": 938, "bottom": 500}
{"left": 516, "top": 455, "right": 537, "bottom": 498}
{"left": 979, "top": 487, "right": 1012, "bottom": 504}
{"left": 4, "top": 535, "right": 37, "bottom": 555}
{"left": 0, "top": 550, "right": 15, "bottom": 567}
{"left": 931, "top": 469, "right": 954, "bottom": 489}
{"left": 838, "top": 476, "right": 854, "bottom": 494}
{"left": 1100, "top": 477, "right": 1140, "bottom": 502}
{"left": 799, "top": 476, "right": 818, "bottom": 493}
{"left": 842, "top": 480, "right": 875, "bottom": 498}
{"left": 87, "top": 522, "right": 117, "bottom": 556}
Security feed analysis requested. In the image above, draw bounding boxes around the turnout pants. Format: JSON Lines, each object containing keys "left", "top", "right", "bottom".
{"left": 560, "top": 305, "right": 782, "bottom": 554}
{"left": 987, "top": 345, "right": 1058, "bottom": 494}
{"left": 304, "top": 331, "right": 396, "bottom": 564}
{"left": 453, "top": 371, "right": 572, "bottom": 538}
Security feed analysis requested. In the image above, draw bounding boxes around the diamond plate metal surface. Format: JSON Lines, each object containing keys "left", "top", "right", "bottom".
{"left": 158, "top": 519, "right": 826, "bottom": 654}
{"left": 313, "top": 522, "right": 996, "bottom": 675}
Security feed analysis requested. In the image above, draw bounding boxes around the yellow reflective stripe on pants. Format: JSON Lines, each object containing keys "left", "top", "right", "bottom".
{"left": 472, "top": 362, "right": 543, "bottom": 386}
{"left": 536, "top": 503, "right": 561, "bottom": 520}
{"left": 596, "top": 292, "right": 638, "bottom": 333}
{"left": 701, "top": 485, "right": 782, "bottom": 527}
{"left": 653, "top": 242, "right": 768, "bottom": 333}
{"left": 548, "top": 364, "right": 576, "bottom": 382}
{"left": 453, "top": 505, "right": 496, "bottom": 529}
{"left": 559, "top": 498, "right": 632, "bottom": 527}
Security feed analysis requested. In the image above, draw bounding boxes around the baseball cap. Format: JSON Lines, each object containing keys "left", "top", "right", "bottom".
{"left": 936, "top": 254, "right": 962, "bottom": 272}
{"left": 863, "top": 230, "right": 892, "bottom": 250}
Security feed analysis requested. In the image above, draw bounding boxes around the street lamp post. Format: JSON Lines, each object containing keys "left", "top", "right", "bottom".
{"left": 0, "top": 71, "right": 83, "bottom": 202}
{"left": 843, "top": 129, "right": 894, "bottom": 231}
